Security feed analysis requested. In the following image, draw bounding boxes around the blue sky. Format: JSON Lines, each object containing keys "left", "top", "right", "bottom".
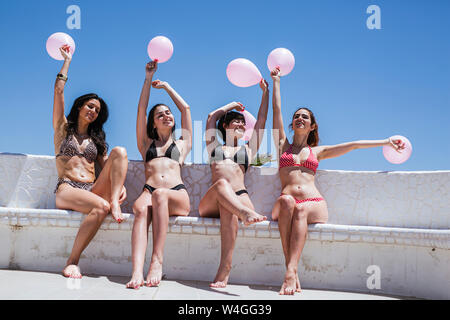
{"left": 0, "top": 0, "right": 449, "bottom": 171}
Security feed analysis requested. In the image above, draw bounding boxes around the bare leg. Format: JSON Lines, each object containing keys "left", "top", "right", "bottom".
{"left": 210, "top": 205, "right": 239, "bottom": 288}
{"left": 198, "top": 179, "right": 266, "bottom": 225}
{"left": 272, "top": 195, "right": 301, "bottom": 293}
{"left": 280, "top": 205, "right": 308, "bottom": 295}
{"left": 126, "top": 190, "right": 152, "bottom": 289}
{"left": 146, "top": 188, "right": 190, "bottom": 287}
{"left": 56, "top": 185, "right": 111, "bottom": 278}
{"left": 91, "top": 146, "right": 128, "bottom": 222}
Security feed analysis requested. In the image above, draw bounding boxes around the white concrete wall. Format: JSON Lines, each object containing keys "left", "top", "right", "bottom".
{"left": 1, "top": 153, "right": 449, "bottom": 228}
{"left": 0, "top": 153, "right": 449, "bottom": 299}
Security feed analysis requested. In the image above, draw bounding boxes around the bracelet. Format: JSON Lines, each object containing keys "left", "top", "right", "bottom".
{"left": 57, "top": 73, "right": 68, "bottom": 82}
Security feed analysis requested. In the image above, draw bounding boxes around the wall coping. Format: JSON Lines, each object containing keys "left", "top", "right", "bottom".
{"left": 2, "top": 207, "right": 449, "bottom": 250}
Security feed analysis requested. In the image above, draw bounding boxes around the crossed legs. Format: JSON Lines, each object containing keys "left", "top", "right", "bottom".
{"left": 55, "top": 147, "right": 128, "bottom": 278}
{"left": 199, "top": 178, "right": 265, "bottom": 288}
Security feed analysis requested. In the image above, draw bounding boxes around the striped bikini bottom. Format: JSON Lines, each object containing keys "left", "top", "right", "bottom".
{"left": 281, "top": 193, "right": 325, "bottom": 205}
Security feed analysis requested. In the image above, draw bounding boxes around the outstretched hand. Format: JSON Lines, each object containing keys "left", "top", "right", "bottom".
{"left": 388, "top": 137, "right": 406, "bottom": 153}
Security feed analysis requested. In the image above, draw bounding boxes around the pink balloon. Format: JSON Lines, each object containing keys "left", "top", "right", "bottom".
{"left": 147, "top": 36, "right": 174, "bottom": 63}
{"left": 267, "top": 48, "right": 295, "bottom": 76}
{"left": 46, "top": 32, "right": 76, "bottom": 60}
{"left": 241, "top": 110, "right": 257, "bottom": 141}
{"left": 382, "top": 135, "right": 412, "bottom": 164}
{"left": 226, "top": 58, "right": 262, "bottom": 88}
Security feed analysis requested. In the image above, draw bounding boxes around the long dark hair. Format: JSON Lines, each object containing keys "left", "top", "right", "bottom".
{"left": 66, "top": 93, "right": 109, "bottom": 156}
{"left": 289, "top": 107, "right": 319, "bottom": 147}
{"left": 146, "top": 104, "right": 176, "bottom": 140}
{"left": 217, "top": 111, "right": 246, "bottom": 142}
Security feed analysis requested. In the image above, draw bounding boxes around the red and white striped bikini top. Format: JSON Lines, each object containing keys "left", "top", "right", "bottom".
{"left": 279, "top": 144, "right": 318, "bottom": 174}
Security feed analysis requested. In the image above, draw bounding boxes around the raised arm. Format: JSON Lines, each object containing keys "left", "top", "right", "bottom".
{"left": 271, "top": 67, "right": 288, "bottom": 156}
{"left": 205, "top": 101, "right": 244, "bottom": 155}
{"left": 53, "top": 45, "right": 72, "bottom": 132}
{"left": 315, "top": 138, "right": 406, "bottom": 161}
{"left": 247, "top": 79, "right": 269, "bottom": 160}
{"left": 136, "top": 61, "right": 157, "bottom": 157}
{"left": 152, "top": 80, "right": 192, "bottom": 152}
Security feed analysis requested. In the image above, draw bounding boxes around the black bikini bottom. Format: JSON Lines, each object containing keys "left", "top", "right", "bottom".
{"left": 143, "top": 183, "right": 187, "bottom": 194}
{"left": 235, "top": 189, "right": 248, "bottom": 196}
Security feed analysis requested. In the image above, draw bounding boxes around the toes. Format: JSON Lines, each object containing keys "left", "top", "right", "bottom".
{"left": 210, "top": 282, "right": 226, "bottom": 288}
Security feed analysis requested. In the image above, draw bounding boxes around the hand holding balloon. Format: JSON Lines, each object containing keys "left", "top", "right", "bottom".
{"left": 388, "top": 137, "right": 406, "bottom": 153}
{"left": 145, "top": 61, "right": 158, "bottom": 79}
{"left": 59, "top": 45, "right": 72, "bottom": 61}
{"left": 383, "top": 135, "right": 412, "bottom": 164}
{"left": 259, "top": 79, "right": 269, "bottom": 92}
{"left": 270, "top": 67, "right": 281, "bottom": 81}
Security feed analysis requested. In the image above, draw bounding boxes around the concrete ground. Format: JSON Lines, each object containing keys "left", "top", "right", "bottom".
{"left": 0, "top": 269, "right": 406, "bottom": 300}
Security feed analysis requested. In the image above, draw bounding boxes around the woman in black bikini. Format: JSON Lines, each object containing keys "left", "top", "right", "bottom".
{"left": 53, "top": 45, "right": 128, "bottom": 279}
{"left": 126, "top": 61, "right": 193, "bottom": 289}
{"left": 197, "top": 79, "right": 269, "bottom": 288}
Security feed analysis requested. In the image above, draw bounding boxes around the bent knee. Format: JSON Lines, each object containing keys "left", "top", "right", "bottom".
{"left": 111, "top": 146, "right": 128, "bottom": 159}
{"left": 213, "top": 178, "right": 229, "bottom": 189}
{"left": 278, "top": 195, "right": 295, "bottom": 209}
{"left": 91, "top": 200, "right": 110, "bottom": 217}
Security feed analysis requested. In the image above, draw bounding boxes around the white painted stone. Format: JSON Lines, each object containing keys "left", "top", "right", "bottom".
{"left": 0, "top": 154, "right": 449, "bottom": 299}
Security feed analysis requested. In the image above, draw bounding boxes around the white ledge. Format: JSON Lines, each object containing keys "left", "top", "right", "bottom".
{"left": 1, "top": 207, "right": 449, "bottom": 249}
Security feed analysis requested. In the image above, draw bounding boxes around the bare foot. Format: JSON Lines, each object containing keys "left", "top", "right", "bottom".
{"left": 62, "top": 264, "right": 82, "bottom": 279}
{"left": 126, "top": 272, "right": 145, "bottom": 289}
{"left": 110, "top": 201, "right": 123, "bottom": 223}
{"left": 210, "top": 281, "right": 227, "bottom": 288}
{"left": 279, "top": 270, "right": 297, "bottom": 295}
{"left": 146, "top": 260, "right": 163, "bottom": 287}
{"left": 209, "top": 265, "right": 231, "bottom": 288}
{"left": 296, "top": 274, "right": 302, "bottom": 293}
{"left": 240, "top": 209, "right": 267, "bottom": 226}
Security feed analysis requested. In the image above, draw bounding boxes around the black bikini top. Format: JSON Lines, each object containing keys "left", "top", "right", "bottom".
{"left": 56, "top": 134, "right": 98, "bottom": 163}
{"left": 145, "top": 140, "right": 181, "bottom": 163}
{"left": 210, "top": 144, "right": 249, "bottom": 172}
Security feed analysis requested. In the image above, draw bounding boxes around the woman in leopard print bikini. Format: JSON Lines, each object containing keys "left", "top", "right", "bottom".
{"left": 53, "top": 45, "right": 129, "bottom": 279}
